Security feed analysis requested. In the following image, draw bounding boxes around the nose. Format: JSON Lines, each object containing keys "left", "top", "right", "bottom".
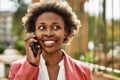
{"left": 44, "top": 29, "right": 54, "bottom": 37}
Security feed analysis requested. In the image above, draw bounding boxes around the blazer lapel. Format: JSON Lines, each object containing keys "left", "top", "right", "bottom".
{"left": 63, "top": 51, "right": 77, "bottom": 80}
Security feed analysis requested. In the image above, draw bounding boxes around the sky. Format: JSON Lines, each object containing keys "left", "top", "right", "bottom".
{"left": 106, "top": 0, "right": 120, "bottom": 20}
{"left": 0, "top": 0, "right": 120, "bottom": 20}
{"left": 0, "top": 0, "right": 16, "bottom": 12}
{"left": 0, "top": 0, "right": 32, "bottom": 12}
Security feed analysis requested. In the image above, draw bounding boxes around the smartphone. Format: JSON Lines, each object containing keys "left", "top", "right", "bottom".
{"left": 30, "top": 37, "right": 40, "bottom": 57}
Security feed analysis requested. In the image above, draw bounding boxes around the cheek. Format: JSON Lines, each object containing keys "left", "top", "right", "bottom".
{"left": 35, "top": 31, "right": 42, "bottom": 39}
{"left": 57, "top": 32, "right": 66, "bottom": 42}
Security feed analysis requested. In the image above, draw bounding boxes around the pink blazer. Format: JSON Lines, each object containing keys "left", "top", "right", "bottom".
{"left": 9, "top": 51, "right": 92, "bottom": 80}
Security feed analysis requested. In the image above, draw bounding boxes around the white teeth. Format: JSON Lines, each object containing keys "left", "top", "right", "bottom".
{"left": 44, "top": 41, "right": 54, "bottom": 44}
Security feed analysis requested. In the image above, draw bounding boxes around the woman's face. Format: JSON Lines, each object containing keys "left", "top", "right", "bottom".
{"left": 35, "top": 12, "right": 66, "bottom": 54}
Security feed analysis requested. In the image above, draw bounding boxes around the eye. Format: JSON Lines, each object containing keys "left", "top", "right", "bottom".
{"left": 38, "top": 25, "right": 45, "bottom": 30}
{"left": 53, "top": 25, "right": 60, "bottom": 30}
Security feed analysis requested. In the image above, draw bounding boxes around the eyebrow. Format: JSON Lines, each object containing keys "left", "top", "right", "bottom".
{"left": 38, "top": 21, "right": 60, "bottom": 24}
{"left": 52, "top": 22, "right": 60, "bottom": 24}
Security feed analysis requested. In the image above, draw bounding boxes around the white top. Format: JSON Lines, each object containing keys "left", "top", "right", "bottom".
{"left": 38, "top": 54, "right": 66, "bottom": 80}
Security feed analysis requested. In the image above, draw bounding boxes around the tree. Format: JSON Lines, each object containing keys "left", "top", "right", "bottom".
{"left": 11, "top": 0, "right": 28, "bottom": 40}
{"left": 66, "top": 0, "right": 88, "bottom": 58}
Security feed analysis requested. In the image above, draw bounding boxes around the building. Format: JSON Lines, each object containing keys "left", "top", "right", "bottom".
{"left": 0, "top": 11, "right": 13, "bottom": 45}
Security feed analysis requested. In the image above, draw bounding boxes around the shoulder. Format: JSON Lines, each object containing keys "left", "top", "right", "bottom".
{"left": 68, "top": 56, "right": 90, "bottom": 71}
{"left": 63, "top": 50, "right": 91, "bottom": 72}
{"left": 72, "top": 58, "right": 93, "bottom": 80}
{"left": 67, "top": 57, "right": 92, "bottom": 79}
{"left": 64, "top": 53, "right": 91, "bottom": 75}
{"left": 72, "top": 58, "right": 90, "bottom": 72}
{"left": 12, "top": 57, "right": 26, "bottom": 65}
{"left": 9, "top": 57, "right": 26, "bottom": 76}
{"left": 10, "top": 57, "right": 26, "bottom": 69}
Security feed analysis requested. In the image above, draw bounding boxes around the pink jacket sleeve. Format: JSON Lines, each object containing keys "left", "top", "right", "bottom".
{"left": 9, "top": 59, "right": 39, "bottom": 80}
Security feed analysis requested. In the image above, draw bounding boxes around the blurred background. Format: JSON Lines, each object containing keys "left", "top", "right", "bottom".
{"left": 0, "top": 0, "right": 120, "bottom": 80}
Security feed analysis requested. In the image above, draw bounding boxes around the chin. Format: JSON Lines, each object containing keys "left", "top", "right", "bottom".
{"left": 43, "top": 47, "right": 61, "bottom": 55}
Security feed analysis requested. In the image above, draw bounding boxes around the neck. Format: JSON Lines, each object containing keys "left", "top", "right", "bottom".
{"left": 42, "top": 50, "right": 63, "bottom": 66}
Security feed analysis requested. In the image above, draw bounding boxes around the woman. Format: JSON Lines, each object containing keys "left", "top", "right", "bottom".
{"left": 9, "top": 1, "right": 92, "bottom": 80}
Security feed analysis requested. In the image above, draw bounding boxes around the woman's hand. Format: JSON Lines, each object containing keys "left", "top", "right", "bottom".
{"left": 24, "top": 33, "right": 42, "bottom": 66}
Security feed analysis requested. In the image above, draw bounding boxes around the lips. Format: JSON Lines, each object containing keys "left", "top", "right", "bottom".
{"left": 43, "top": 40, "right": 56, "bottom": 47}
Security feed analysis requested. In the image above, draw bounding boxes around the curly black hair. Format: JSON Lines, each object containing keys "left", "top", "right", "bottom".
{"left": 22, "top": 1, "right": 81, "bottom": 43}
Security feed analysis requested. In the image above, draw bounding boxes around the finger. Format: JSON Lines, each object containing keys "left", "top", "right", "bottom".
{"left": 29, "top": 38, "right": 33, "bottom": 43}
{"left": 24, "top": 33, "right": 31, "bottom": 41}
{"left": 26, "top": 32, "right": 34, "bottom": 36}
{"left": 26, "top": 46, "right": 41, "bottom": 65}
{"left": 24, "top": 36, "right": 31, "bottom": 41}
{"left": 38, "top": 48, "right": 42, "bottom": 55}
{"left": 24, "top": 33, "right": 35, "bottom": 42}
{"left": 29, "top": 38, "right": 38, "bottom": 44}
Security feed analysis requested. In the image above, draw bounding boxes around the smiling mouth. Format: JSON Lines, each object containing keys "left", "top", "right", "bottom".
{"left": 43, "top": 40, "right": 56, "bottom": 47}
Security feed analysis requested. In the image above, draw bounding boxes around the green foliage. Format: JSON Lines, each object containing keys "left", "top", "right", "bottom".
{"left": 11, "top": 0, "right": 28, "bottom": 40}
{"left": 107, "top": 72, "right": 120, "bottom": 78}
{"left": 14, "top": 40, "right": 26, "bottom": 55}
{"left": 0, "top": 45, "right": 7, "bottom": 54}
{"left": 83, "top": 50, "right": 99, "bottom": 63}
{"left": 62, "top": 44, "right": 66, "bottom": 50}
{"left": 74, "top": 52, "right": 80, "bottom": 60}
{"left": 88, "top": 16, "right": 106, "bottom": 43}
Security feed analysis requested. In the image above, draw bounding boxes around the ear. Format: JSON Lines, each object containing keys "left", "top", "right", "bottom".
{"left": 64, "top": 32, "right": 67, "bottom": 38}
{"left": 63, "top": 32, "right": 67, "bottom": 43}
